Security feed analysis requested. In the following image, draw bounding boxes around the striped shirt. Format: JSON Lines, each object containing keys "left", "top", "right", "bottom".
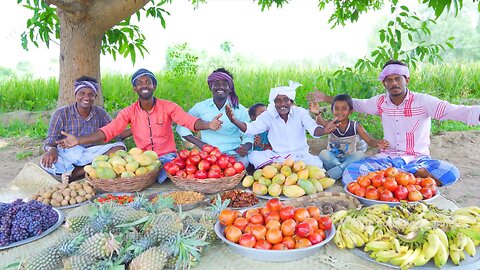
{"left": 353, "top": 90, "right": 480, "bottom": 161}
{"left": 44, "top": 104, "right": 111, "bottom": 150}
{"left": 100, "top": 98, "right": 198, "bottom": 157}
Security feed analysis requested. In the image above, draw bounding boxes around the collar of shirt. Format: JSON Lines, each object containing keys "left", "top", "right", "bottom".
{"left": 206, "top": 98, "right": 230, "bottom": 111}
{"left": 138, "top": 97, "right": 158, "bottom": 113}
{"left": 68, "top": 103, "right": 96, "bottom": 121}
{"left": 269, "top": 105, "right": 295, "bottom": 119}
{"left": 384, "top": 89, "right": 412, "bottom": 106}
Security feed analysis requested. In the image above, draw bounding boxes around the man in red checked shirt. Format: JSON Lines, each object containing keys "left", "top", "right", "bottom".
{"left": 308, "top": 60, "right": 480, "bottom": 187}
{"left": 58, "top": 68, "right": 223, "bottom": 183}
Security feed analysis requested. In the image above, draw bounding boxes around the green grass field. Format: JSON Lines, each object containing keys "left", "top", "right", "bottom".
{"left": 0, "top": 63, "right": 479, "bottom": 142}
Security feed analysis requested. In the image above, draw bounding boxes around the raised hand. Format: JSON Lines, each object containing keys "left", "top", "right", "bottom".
{"left": 224, "top": 104, "right": 235, "bottom": 122}
{"left": 377, "top": 139, "right": 390, "bottom": 150}
{"left": 56, "top": 131, "right": 79, "bottom": 149}
{"left": 323, "top": 117, "right": 340, "bottom": 134}
{"left": 307, "top": 87, "right": 328, "bottom": 103}
{"left": 309, "top": 100, "right": 321, "bottom": 115}
{"left": 209, "top": 113, "right": 223, "bottom": 130}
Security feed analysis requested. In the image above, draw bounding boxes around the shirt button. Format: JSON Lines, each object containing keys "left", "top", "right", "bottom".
{"left": 397, "top": 133, "right": 399, "bottom": 135}
{"left": 396, "top": 120, "right": 398, "bottom": 122}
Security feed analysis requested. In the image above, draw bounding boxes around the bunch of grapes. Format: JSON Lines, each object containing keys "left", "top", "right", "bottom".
{"left": 0, "top": 199, "right": 58, "bottom": 246}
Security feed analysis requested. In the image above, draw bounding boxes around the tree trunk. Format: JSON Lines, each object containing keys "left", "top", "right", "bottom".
{"left": 57, "top": 9, "right": 103, "bottom": 108}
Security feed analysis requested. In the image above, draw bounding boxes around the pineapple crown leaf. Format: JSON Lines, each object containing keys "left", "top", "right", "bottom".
{"left": 208, "top": 194, "right": 230, "bottom": 214}
{"left": 170, "top": 232, "right": 209, "bottom": 270}
{"left": 116, "top": 215, "right": 151, "bottom": 228}
{"left": 0, "top": 262, "right": 21, "bottom": 270}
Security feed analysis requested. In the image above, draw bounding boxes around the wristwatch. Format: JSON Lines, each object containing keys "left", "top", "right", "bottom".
{"left": 45, "top": 145, "right": 56, "bottom": 152}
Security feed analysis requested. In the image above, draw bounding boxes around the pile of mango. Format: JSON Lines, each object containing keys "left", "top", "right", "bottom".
{"left": 84, "top": 148, "right": 161, "bottom": 179}
{"left": 242, "top": 159, "right": 335, "bottom": 198}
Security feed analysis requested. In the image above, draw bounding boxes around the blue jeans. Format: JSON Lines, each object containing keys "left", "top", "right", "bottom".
{"left": 157, "top": 152, "right": 178, "bottom": 184}
{"left": 319, "top": 150, "right": 366, "bottom": 180}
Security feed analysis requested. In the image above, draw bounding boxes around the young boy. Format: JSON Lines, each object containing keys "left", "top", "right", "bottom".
{"left": 248, "top": 103, "right": 271, "bottom": 151}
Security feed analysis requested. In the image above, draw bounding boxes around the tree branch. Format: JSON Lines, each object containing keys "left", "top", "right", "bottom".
{"left": 45, "top": 0, "right": 91, "bottom": 15}
{"left": 91, "top": 0, "right": 151, "bottom": 32}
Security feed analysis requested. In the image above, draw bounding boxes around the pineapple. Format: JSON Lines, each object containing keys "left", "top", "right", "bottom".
{"left": 165, "top": 233, "right": 208, "bottom": 270}
{"left": 109, "top": 204, "right": 149, "bottom": 224}
{"left": 128, "top": 235, "right": 158, "bottom": 257}
{"left": 182, "top": 215, "right": 217, "bottom": 244}
{"left": 78, "top": 232, "right": 120, "bottom": 259}
{"left": 21, "top": 246, "right": 62, "bottom": 270}
{"left": 143, "top": 212, "right": 183, "bottom": 243}
{"left": 62, "top": 255, "right": 96, "bottom": 270}
{"left": 64, "top": 216, "right": 90, "bottom": 233}
{"left": 58, "top": 234, "right": 86, "bottom": 257}
{"left": 128, "top": 246, "right": 169, "bottom": 270}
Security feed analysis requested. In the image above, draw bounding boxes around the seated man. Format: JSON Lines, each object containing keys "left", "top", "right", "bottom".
{"left": 176, "top": 68, "right": 253, "bottom": 166}
{"left": 225, "top": 81, "right": 339, "bottom": 169}
{"left": 41, "top": 76, "right": 127, "bottom": 182}
{"left": 309, "top": 60, "right": 480, "bottom": 186}
{"left": 57, "top": 68, "right": 223, "bottom": 183}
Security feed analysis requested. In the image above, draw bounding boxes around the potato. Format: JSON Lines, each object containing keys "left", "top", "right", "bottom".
{"left": 85, "top": 194, "right": 93, "bottom": 200}
{"left": 74, "top": 183, "right": 83, "bottom": 190}
{"left": 77, "top": 190, "right": 87, "bottom": 197}
{"left": 84, "top": 186, "right": 93, "bottom": 194}
{"left": 75, "top": 196, "right": 85, "bottom": 203}
{"left": 64, "top": 195, "right": 71, "bottom": 201}
{"left": 55, "top": 195, "right": 64, "bottom": 203}
{"left": 43, "top": 191, "right": 53, "bottom": 199}
{"left": 51, "top": 200, "right": 60, "bottom": 207}
{"left": 43, "top": 198, "right": 51, "bottom": 204}
{"left": 62, "top": 189, "right": 71, "bottom": 197}
{"left": 69, "top": 198, "right": 77, "bottom": 205}
{"left": 58, "top": 183, "right": 68, "bottom": 189}
{"left": 70, "top": 190, "right": 78, "bottom": 197}
{"left": 61, "top": 200, "right": 69, "bottom": 206}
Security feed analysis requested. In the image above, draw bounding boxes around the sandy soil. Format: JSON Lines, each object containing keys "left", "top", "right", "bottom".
{"left": 1, "top": 131, "right": 479, "bottom": 207}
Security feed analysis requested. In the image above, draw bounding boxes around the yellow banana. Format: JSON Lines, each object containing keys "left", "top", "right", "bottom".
{"left": 464, "top": 235, "right": 476, "bottom": 257}
{"left": 456, "top": 233, "right": 468, "bottom": 251}
{"left": 393, "top": 238, "right": 401, "bottom": 253}
{"left": 400, "top": 247, "right": 422, "bottom": 269}
{"left": 424, "top": 232, "right": 440, "bottom": 260}
{"left": 413, "top": 245, "right": 430, "bottom": 267}
{"left": 346, "top": 222, "right": 369, "bottom": 244}
{"left": 364, "top": 240, "right": 393, "bottom": 252}
{"left": 331, "top": 210, "right": 348, "bottom": 224}
{"left": 389, "top": 248, "right": 413, "bottom": 266}
{"left": 433, "top": 238, "right": 448, "bottom": 268}
{"left": 453, "top": 214, "right": 478, "bottom": 225}
{"left": 454, "top": 208, "right": 480, "bottom": 218}
{"left": 333, "top": 224, "right": 346, "bottom": 249}
{"left": 433, "top": 228, "right": 449, "bottom": 249}
{"left": 374, "top": 249, "right": 399, "bottom": 263}
{"left": 341, "top": 225, "right": 356, "bottom": 249}
{"left": 449, "top": 249, "right": 461, "bottom": 265}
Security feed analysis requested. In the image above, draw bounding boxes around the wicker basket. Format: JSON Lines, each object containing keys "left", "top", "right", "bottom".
{"left": 85, "top": 168, "right": 159, "bottom": 193}
{"left": 168, "top": 170, "right": 246, "bottom": 194}
{"left": 286, "top": 191, "right": 362, "bottom": 215}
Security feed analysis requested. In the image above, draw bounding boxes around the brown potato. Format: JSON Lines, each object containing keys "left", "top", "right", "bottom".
{"left": 43, "top": 191, "right": 53, "bottom": 199}
{"left": 70, "top": 190, "right": 78, "bottom": 197}
{"left": 61, "top": 200, "right": 69, "bottom": 206}
{"left": 75, "top": 196, "right": 85, "bottom": 203}
{"left": 51, "top": 200, "right": 60, "bottom": 207}
{"left": 84, "top": 186, "right": 93, "bottom": 193}
{"left": 62, "top": 189, "right": 71, "bottom": 197}
{"left": 64, "top": 195, "right": 71, "bottom": 202}
{"left": 42, "top": 198, "right": 51, "bottom": 204}
{"left": 55, "top": 195, "right": 64, "bottom": 203}
{"left": 58, "top": 183, "right": 68, "bottom": 189}
{"left": 85, "top": 194, "right": 93, "bottom": 200}
{"left": 69, "top": 198, "right": 77, "bottom": 205}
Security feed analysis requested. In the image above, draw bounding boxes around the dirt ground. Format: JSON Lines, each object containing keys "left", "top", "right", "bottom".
{"left": 1, "top": 130, "right": 479, "bottom": 207}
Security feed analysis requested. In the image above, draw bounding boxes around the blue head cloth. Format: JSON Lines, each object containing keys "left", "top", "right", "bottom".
{"left": 131, "top": 68, "right": 157, "bottom": 87}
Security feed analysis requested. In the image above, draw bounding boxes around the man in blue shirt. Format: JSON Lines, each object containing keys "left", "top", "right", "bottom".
{"left": 176, "top": 68, "right": 253, "bottom": 166}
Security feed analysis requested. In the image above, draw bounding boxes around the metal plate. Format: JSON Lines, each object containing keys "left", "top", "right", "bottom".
{"left": 0, "top": 207, "right": 65, "bottom": 250}
{"left": 344, "top": 185, "right": 440, "bottom": 207}
{"left": 351, "top": 246, "right": 480, "bottom": 269}
{"left": 214, "top": 221, "right": 336, "bottom": 262}
{"left": 149, "top": 191, "right": 204, "bottom": 211}
{"left": 207, "top": 190, "right": 260, "bottom": 210}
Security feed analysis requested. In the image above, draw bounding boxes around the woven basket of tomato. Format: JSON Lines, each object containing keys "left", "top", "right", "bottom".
{"left": 344, "top": 167, "right": 439, "bottom": 206}
{"left": 165, "top": 145, "right": 246, "bottom": 194}
{"left": 214, "top": 198, "right": 336, "bottom": 261}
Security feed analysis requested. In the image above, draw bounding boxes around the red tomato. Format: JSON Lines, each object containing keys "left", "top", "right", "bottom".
{"left": 271, "top": 243, "right": 288, "bottom": 250}
{"left": 395, "top": 173, "right": 410, "bottom": 186}
{"left": 216, "top": 156, "right": 230, "bottom": 169}
{"left": 198, "top": 151, "right": 208, "bottom": 160}
{"left": 393, "top": 186, "right": 408, "bottom": 200}
{"left": 294, "top": 238, "right": 312, "bottom": 249}
{"left": 408, "top": 190, "right": 423, "bottom": 201}
{"left": 227, "top": 156, "right": 237, "bottom": 164}
{"left": 172, "top": 158, "right": 186, "bottom": 170}
{"left": 371, "top": 173, "right": 385, "bottom": 188}
{"left": 280, "top": 219, "right": 297, "bottom": 237}
{"left": 279, "top": 206, "right": 295, "bottom": 221}
{"left": 293, "top": 208, "right": 310, "bottom": 223}
{"left": 295, "top": 221, "right": 312, "bottom": 238}
{"left": 209, "top": 164, "right": 221, "bottom": 173}
{"left": 233, "top": 162, "right": 245, "bottom": 174}
{"left": 205, "top": 155, "right": 217, "bottom": 165}
{"left": 178, "top": 149, "right": 190, "bottom": 160}
{"left": 281, "top": 236, "right": 295, "bottom": 249}
{"left": 190, "top": 148, "right": 200, "bottom": 156}
{"left": 303, "top": 218, "right": 318, "bottom": 230}
{"left": 306, "top": 206, "right": 321, "bottom": 219}
{"left": 239, "top": 233, "right": 256, "bottom": 248}
{"left": 251, "top": 224, "right": 267, "bottom": 240}
{"left": 307, "top": 232, "right": 324, "bottom": 245}
{"left": 243, "top": 223, "right": 254, "bottom": 234}
{"left": 163, "top": 162, "right": 172, "bottom": 171}
{"left": 249, "top": 213, "right": 264, "bottom": 225}
{"left": 389, "top": 197, "right": 400, "bottom": 202}
{"left": 425, "top": 184, "right": 437, "bottom": 196}
{"left": 201, "top": 144, "right": 214, "bottom": 154}
{"left": 175, "top": 170, "right": 187, "bottom": 178}
{"left": 421, "top": 177, "right": 436, "bottom": 188}
{"left": 317, "top": 216, "right": 332, "bottom": 230}
{"left": 365, "top": 188, "right": 380, "bottom": 200}
{"left": 266, "top": 228, "right": 283, "bottom": 244}
{"left": 405, "top": 172, "right": 416, "bottom": 185}
{"left": 188, "top": 155, "right": 201, "bottom": 166}
{"left": 265, "top": 220, "right": 281, "bottom": 230}
{"left": 233, "top": 217, "right": 248, "bottom": 231}
{"left": 166, "top": 164, "right": 180, "bottom": 175}
{"left": 185, "top": 165, "right": 197, "bottom": 175}
{"left": 405, "top": 184, "right": 417, "bottom": 193}
{"left": 419, "top": 188, "right": 433, "bottom": 199}
{"left": 224, "top": 167, "right": 237, "bottom": 177}
{"left": 219, "top": 209, "right": 238, "bottom": 226}
{"left": 197, "top": 160, "right": 211, "bottom": 172}
{"left": 415, "top": 184, "right": 422, "bottom": 191}
{"left": 384, "top": 167, "right": 399, "bottom": 177}
{"left": 245, "top": 208, "right": 260, "bottom": 220}
{"left": 379, "top": 189, "right": 394, "bottom": 201}
{"left": 347, "top": 182, "right": 361, "bottom": 194}
{"left": 384, "top": 177, "right": 398, "bottom": 192}
{"left": 266, "top": 198, "right": 283, "bottom": 211}
{"left": 315, "top": 229, "right": 326, "bottom": 241}
{"left": 354, "top": 186, "right": 366, "bottom": 197}
{"left": 207, "top": 170, "right": 221, "bottom": 178}
{"left": 265, "top": 211, "right": 281, "bottom": 223}
{"left": 254, "top": 239, "right": 272, "bottom": 250}
{"left": 225, "top": 226, "right": 242, "bottom": 243}
{"left": 357, "top": 176, "right": 371, "bottom": 188}
{"left": 260, "top": 206, "right": 271, "bottom": 218}
{"left": 210, "top": 148, "right": 222, "bottom": 158}
{"left": 194, "top": 170, "right": 207, "bottom": 179}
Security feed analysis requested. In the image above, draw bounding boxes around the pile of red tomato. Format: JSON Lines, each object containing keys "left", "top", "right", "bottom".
{"left": 219, "top": 198, "right": 333, "bottom": 250}
{"left": 347, "top": 167, "right": 438, "bottom": 202}
{"left": 163, "top": 144, "right": 245, "bottom": 179}
{"left": 95, "top": 194, "right": 135, "bottom": 204}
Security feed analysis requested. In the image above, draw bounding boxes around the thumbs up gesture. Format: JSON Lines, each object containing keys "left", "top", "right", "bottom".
{"left": 209, "top": 113, "right": 223, "bottom": 130}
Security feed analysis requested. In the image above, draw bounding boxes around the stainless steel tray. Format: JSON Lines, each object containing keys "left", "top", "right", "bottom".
{"left": 0, "top": 207, "right": 65, "bottom": 250}
{"left": 344, "top": 185, "right": 440, "bottom": 207}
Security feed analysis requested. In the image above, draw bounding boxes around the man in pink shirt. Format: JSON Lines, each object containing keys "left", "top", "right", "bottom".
{"left": 58, "top": 68, "right": 223, "bottom": 183}
{"left": 309, "top": 60, "right": 480, "bottom": 186}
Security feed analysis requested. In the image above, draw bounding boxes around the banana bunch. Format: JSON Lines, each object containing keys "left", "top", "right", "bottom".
{"left": 331, "top": 203, "right": 480, "bottom": 269}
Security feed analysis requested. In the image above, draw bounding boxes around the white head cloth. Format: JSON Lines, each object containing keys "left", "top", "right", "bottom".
{"left": 378, "top": 64, "right": 410, "bottom": 81}
{"left": 267, "top": 81, "right": 302, "bottom": 115}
